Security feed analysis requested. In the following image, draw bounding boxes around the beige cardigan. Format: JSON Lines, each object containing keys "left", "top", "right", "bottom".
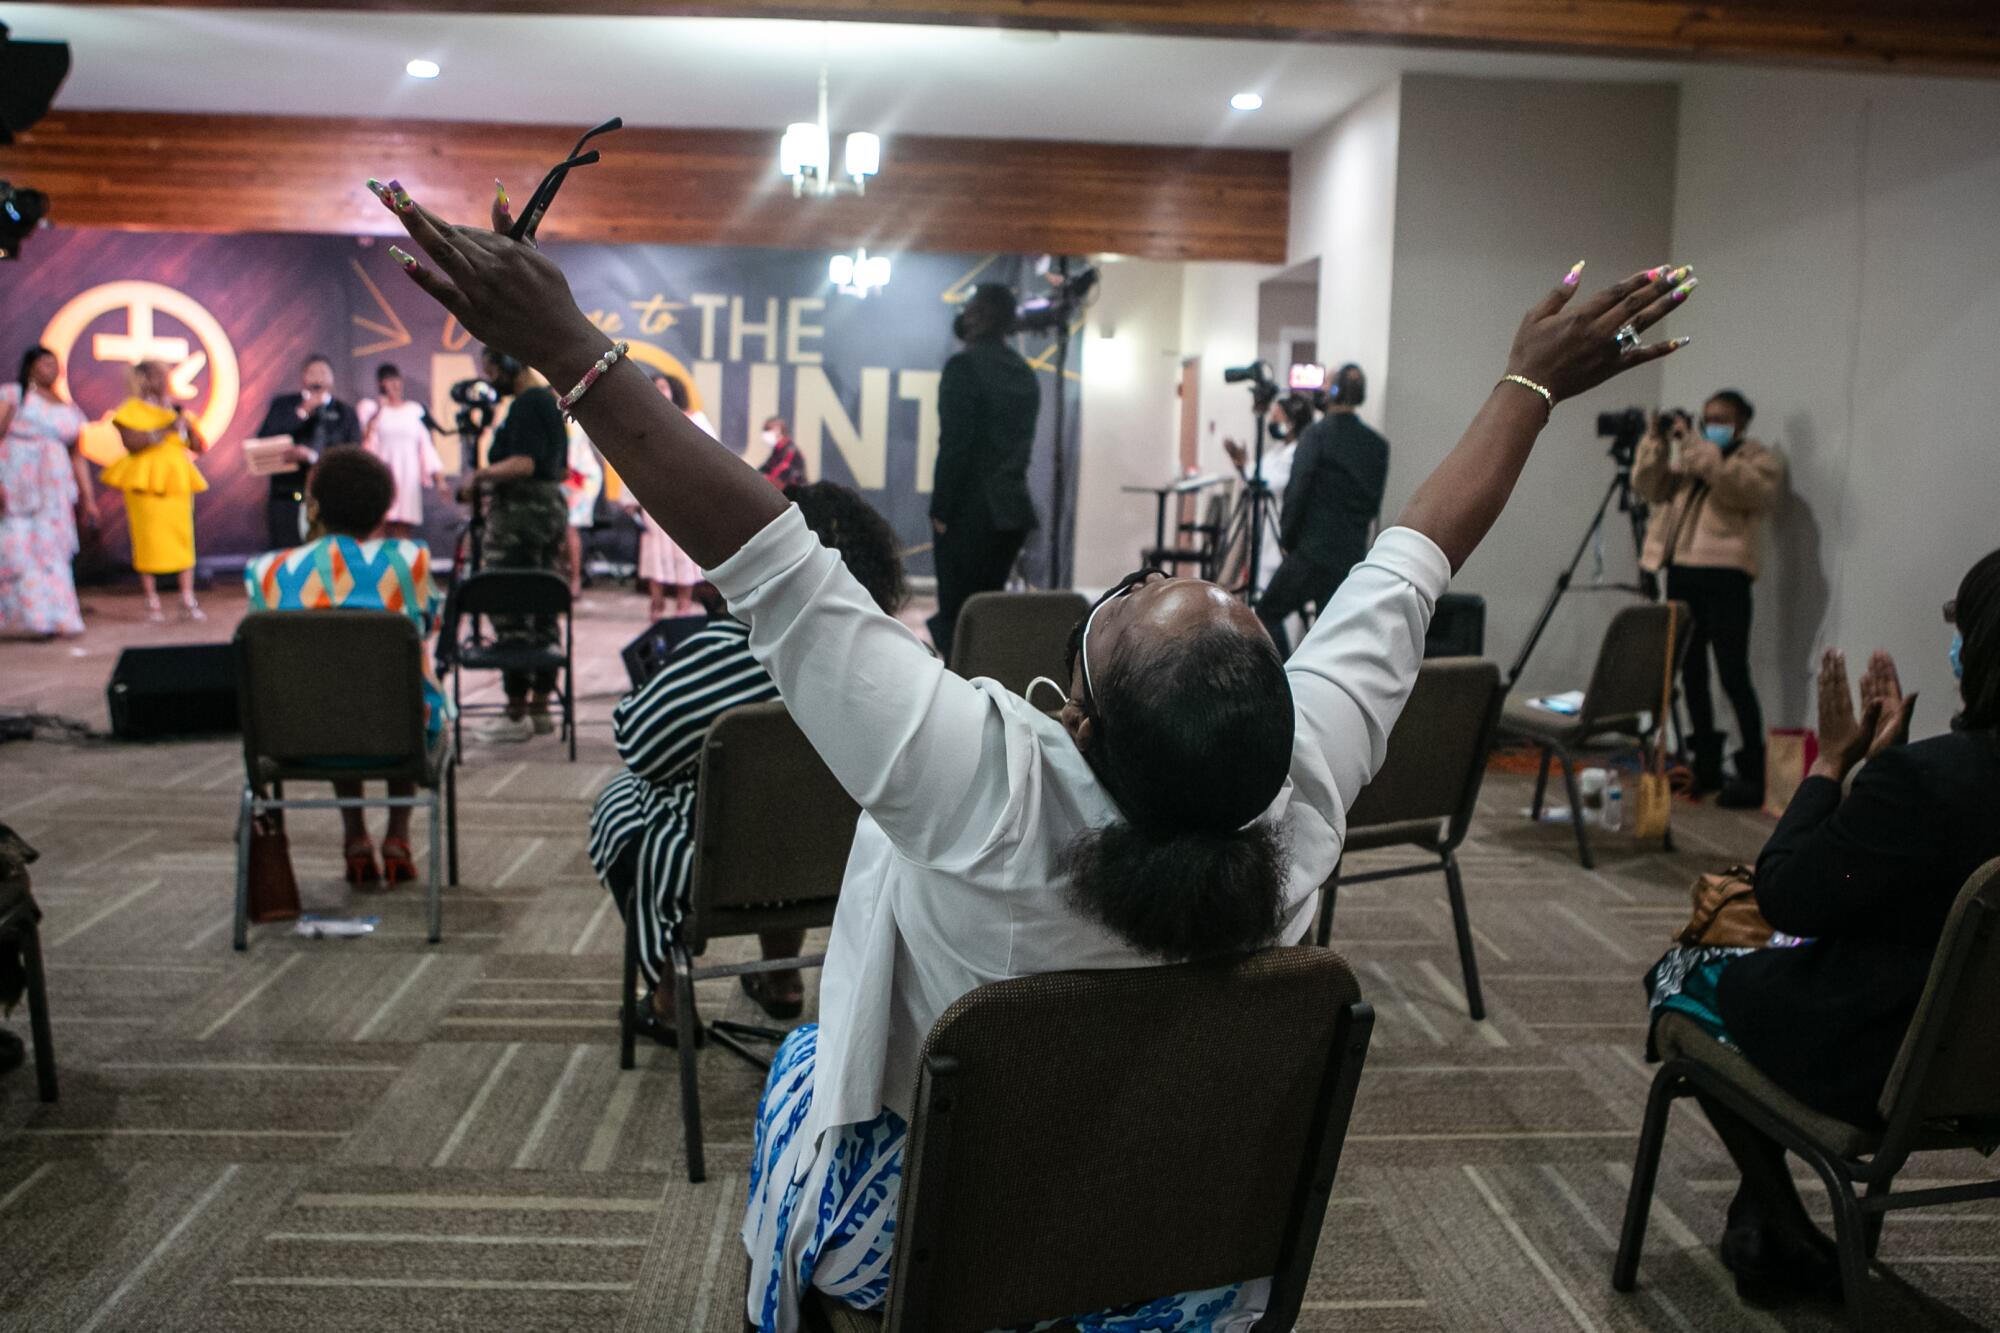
{"left": 1633, "top": 427, "right": 1783, "bottom": 578}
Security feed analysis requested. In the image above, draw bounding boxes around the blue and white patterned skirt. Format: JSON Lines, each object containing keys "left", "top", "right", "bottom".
{"left": 741, "top": 1025, "right": 1269, "bottom": 1333}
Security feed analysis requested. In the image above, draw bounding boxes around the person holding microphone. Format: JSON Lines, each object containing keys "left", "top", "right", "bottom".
{"left": 254, "top": 354, "right": 361, "bottom": 550}
{"left": 1634, "top": 390, "right": 1784, "bottom": 807}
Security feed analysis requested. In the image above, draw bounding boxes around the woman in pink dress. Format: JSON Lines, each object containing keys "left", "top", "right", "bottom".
{"left": 0, "top": 346, "right": 92, "bottom": 638}
{"left": 635, "top": 372, "right": 706, "bottom": 618}
{"left": 359, "top": 363, "right": 447, "bottom": 539}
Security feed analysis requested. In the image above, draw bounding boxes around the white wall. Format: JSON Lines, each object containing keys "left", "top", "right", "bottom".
{"left": 1179, "top": 262, "right": 1284, "bottom": 477}
{"left": 1073, "top": 259, "right": 1186, "bottom": 589}
{"left": 1288, "top": 79, "right": 1400, "bottom": 433}
{"left": 1386, "top": 74, "right": 1680, "bottom": 698}
{"left": 1663, "top": 68, "right": 2000, "bottom": 738}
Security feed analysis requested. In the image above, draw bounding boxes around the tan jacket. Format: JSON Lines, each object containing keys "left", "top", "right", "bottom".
{"left": 1634, "top": 427, "right": 1783, "bottom": 578}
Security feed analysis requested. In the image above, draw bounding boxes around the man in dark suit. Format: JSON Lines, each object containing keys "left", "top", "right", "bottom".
{"left": 1257, "top": 363, "right": 1390, "bottom": 655}
{"left": 927, "top": 283, "right": 1040, "bottom": 660}
{"left": 254, "top": 353, "right": 361, "bottom": 550}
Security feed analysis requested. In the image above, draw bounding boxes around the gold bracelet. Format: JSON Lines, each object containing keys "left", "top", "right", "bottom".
{"left": 1498, "top": 373, "right": 1554, "bottom": 415}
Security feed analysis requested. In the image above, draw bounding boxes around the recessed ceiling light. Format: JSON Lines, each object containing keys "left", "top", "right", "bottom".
{"left": 1230, "top": 92, "right": 1264, "bottom": 112}
{"left": 406, "top": 59, "right": 441, "bottom": 80}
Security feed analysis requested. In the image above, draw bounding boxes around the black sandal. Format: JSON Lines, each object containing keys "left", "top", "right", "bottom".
{"left": 740, "top": 972, "right": 805, "bottom": 1021}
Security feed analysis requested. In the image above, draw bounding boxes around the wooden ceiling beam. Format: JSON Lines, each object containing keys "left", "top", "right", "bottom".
{"left": 42, "top": 1, "right": 2000, "bottom": 74}
{"left": 0, "top": 111, "right": 1291, "bottom": 262}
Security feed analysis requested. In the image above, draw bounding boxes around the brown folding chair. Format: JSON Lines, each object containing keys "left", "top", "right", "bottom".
{"left": 1498, "top": 601, "right": 1690, "bottom": 868}
{"left": 800, "top": 947, "right": 1375, "bottom": 1333}
{"left": 619, "top": 700, "right": 860, "bottom": 1183}
{"left": 1615, "top": 859, "right": 2000, "bottom": 1330}
{"left": 947, "top": 590, "right": 1089, "bottom": 702}
{"left": 233, "top": 611, "right": 458, "bottom": 949}
{"left": 1318, "top": 658, "right": 1503, "bottom": 1019}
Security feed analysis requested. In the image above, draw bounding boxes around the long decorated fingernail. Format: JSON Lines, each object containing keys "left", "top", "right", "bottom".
{"left": 387, "top": 179, "right": 414, "bottom": 213}
{"left": 388, "top": 244, "right": 420, "bottom": 272}
{"left": 1672, "top": 276, "right": 1699, "bottom": 301}
{"left": 1670, "top": 335, "right": 1691, "bottom": 348}
{"left": 1646, "top": 264, "right": 1670, "bottom": 281}
{"left": 366, "top": 177, "right": 393, "bottom": 207}
{"left": 495, "top": 178, "right": 509, "bottom": 209}
{"left": 1563, "top": 260, "right": 1585, "bottom": 287}
{"left": 1669, "top": 264, "right": 1692, "bottom": 283}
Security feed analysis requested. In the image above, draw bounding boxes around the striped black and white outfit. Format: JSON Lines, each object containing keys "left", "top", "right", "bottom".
{"left": 587, "top": 616, "right": 778, "bottom": 984}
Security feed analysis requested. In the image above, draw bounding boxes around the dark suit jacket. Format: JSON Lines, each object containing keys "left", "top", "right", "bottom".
{"left": 1719, "top": 729, "right": 2000, "bottom": 1125}
{"left": 256, "top": 393, "right": 362, "bottom": 496}
{"left": 930, "top": 339, "right": 1040, "bottom": 534}
{"left": 1278, "top": 412, "right": 1389, "bottom": 576}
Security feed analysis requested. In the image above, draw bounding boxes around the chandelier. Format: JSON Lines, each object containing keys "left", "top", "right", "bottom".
{"left": 829, "top": 247, "right": 891, "bottom": 298}
{"left": 780, "top": 60, "right": 881, "bottom": 198}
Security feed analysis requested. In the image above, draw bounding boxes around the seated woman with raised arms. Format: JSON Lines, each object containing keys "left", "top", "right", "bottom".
{"left": 373, "top": 184, "right": 1693, "bottom": 1332}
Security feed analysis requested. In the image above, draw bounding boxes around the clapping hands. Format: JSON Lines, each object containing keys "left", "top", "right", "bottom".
{"left": 1813, "top": 648, "right": 1916, "bottom": 783}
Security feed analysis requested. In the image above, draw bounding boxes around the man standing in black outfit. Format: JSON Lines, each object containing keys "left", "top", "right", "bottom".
{"left": 254, "top": 353, "right": 361, "bottom": 549}
{"left": 1257, "top": 364, "right": 1390, "bottom": 656}
{"left": 927, "top": 283, "right": 1040, "bottom": 660}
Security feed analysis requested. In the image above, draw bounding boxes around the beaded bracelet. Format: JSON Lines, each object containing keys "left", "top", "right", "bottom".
{"left": 560, "top": 341, "right": 631, "bottom": 418}
{"left": 1498, "top": 373, "right": 1554, "bottom": 416}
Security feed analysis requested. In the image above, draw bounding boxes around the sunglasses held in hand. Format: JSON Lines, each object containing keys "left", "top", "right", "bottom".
{"left": 509, "top": 116, "right": 623, "bottom": 243}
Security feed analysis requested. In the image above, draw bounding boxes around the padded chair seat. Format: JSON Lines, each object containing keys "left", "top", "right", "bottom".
{"left": 256, "top": 730, "right": 454, "bottom": 788}
{"left": 458, "top": 643, "right": 566, "bottom": 673}
{"left": 1498, "top": 699, "right": 1647, "bottom": 748}
{"left": 1342, "top": 818, "right": 1446, "bottom": 854}
{"left": 1655, "top": 1012, "right": 1881, "bottom": 1159}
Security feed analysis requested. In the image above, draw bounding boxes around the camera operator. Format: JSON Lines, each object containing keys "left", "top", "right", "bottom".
{"left": 927, "top": 283, "right": 1040, "bottom": 660}
{"left": 254, "top": 353, "right": 361, "bottom": 550}
{"left": 457, "top": 347, "right": 569, "bottom": 743}
{"left": 1257, "top": 364, "right": 1389, "bottom": 656}
{"left": 1633, "top": 389, "right": 1784, "bottom": 806}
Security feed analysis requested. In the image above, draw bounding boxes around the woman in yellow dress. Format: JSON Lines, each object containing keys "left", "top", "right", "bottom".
{"left": 104, "top": 360, "right": 210, "bottom": 622}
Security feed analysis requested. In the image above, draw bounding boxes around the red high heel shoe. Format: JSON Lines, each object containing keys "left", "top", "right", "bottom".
{"left": 345, "top": 839, "right": 382, "bottom": 886}
{"left": 380, "top": 837, "right": 419, "bottom": 886}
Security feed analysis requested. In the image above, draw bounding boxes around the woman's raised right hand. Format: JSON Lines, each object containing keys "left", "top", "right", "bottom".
{"left": 1505, "top": 262, "right": 1697, "bottom": 404}
{"left": 368, "top": 178, "right": 608, "bottom": 382}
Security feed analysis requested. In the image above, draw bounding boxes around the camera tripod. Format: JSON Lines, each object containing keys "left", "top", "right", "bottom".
{"left": 1506, "top": 465, "right": 1655, "bottom": 690}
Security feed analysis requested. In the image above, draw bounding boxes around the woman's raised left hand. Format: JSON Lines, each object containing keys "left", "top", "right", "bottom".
{"left": 368, "top": 179, "right": 608, "bottom": 382}
{"left": 1505, "top": 262, "right": 1697, "bottom": 405}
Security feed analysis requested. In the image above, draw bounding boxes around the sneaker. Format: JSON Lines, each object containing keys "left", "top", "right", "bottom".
{"left": 474, "top": 715, "right": 535, "bottom": 744}
{"left": 530, "top": 711, "right": 555, "bottom": 736}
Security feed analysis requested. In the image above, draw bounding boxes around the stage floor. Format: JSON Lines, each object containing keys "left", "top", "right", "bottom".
{"left": 2, "top": 587, "right": 1996, "bottom": 1332}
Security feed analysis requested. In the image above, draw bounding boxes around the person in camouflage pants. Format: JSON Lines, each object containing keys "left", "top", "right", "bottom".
{"left": 485, "top": 477, "right": 568, "bottom": 714}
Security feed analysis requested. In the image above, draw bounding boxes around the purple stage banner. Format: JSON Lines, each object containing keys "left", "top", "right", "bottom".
{"left": 0, "top": 228, "right": 1082, "bottom": 581}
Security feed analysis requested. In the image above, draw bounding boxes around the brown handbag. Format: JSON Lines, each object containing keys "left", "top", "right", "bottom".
{"left": 247, "top": 810, "right": 302, "bottom": 924}
{"left": 1674, "top": 864, "right": 1774, "bottom": 950}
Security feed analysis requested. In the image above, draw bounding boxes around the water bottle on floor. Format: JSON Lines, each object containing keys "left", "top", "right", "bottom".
{"left": 1603, "top": 773, "right": 1624, "bottom": 832}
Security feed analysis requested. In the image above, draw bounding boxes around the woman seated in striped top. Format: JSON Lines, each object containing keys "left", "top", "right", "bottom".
{"left": 588, "top": 482, "right": 907, "bottom": 1045}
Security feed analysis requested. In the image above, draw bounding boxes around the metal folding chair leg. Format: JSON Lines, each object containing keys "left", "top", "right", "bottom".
{"left": 1531, "top": 747, "right": 1553, "bottom": 820}
{"left": 446, "top": 758, "right": 460, "bottom": 886}
{"left": 427, "top": 788, "right": 444, "bottom": 945}
{"left": 1612, "top": 1063, "right": 1682, "bottom": 1292}
{"left": 620, "top": 903, "right": 640, "bottom": 1072}
{"left": 1557, "top": 750, "right": 1595, "bottom": 869}
{"left": 1315, "top": 870, "right": 1338, "bottom": 948}
{"left": 674, "top": 940, "right": 707, "bottom": 1183}
{"left": 1442, "top": 853, "right": 1485, "bottom": 1021}
{"left": 17, "top": 909, "right": 56, "bottom": 1102}
{"left": 233, "top": 786, "right": 254, "bottom": 952}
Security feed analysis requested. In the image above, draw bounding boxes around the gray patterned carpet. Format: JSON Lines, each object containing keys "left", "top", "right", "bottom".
{"left": 1, "top": 586, "right": 1995, "bottom": 1332}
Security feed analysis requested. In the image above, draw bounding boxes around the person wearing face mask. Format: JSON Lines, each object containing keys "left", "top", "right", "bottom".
{"left": 756, "top": 416, "right": 807, "bottom": 491}
{"left": 1256, "top": 364, "right": 1389, "bottom": 656}
{"left": 1641, "top": 548, "right": 2000, "bottom": 1307}
{"left": 254, "top": 354, "right": 362, "bottom": 550}
{"left": 927, "top": 283, "right": 1040, "bottom": 661}
{"left": 1634, "top": 389, "right": 1784, "bottom": 806}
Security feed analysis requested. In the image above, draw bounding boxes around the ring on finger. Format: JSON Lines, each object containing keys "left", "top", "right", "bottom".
{"left": 1614, "top": 322, "right": 1641, "bottom": 353}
